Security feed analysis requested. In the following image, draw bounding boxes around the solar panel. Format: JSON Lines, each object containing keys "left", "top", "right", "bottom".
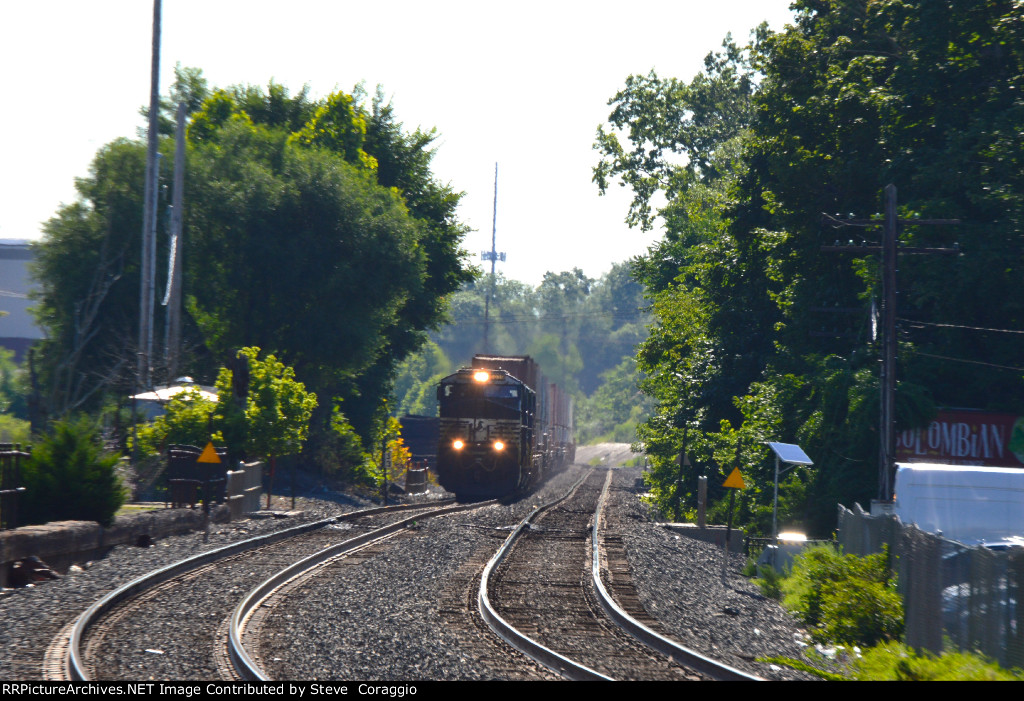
{"left": 767, "top": 442, "right": 813, "bottom": 465}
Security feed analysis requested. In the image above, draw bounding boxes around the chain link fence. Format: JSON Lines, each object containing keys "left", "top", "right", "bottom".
{"left": 839, "top": 502, "right": 1024, "bottom": 668}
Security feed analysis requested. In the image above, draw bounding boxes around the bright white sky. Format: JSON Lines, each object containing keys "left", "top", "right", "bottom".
{"left": 0, "top": 1, "right": 794, "bottom": 286}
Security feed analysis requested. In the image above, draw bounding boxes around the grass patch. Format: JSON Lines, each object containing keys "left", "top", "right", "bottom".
{"left": 115, "top": 503, "right": 162, "bottom": 516}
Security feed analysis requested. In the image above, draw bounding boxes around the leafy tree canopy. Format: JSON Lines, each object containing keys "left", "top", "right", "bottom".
{"left": 596, "top": 1, "right": 1024, "bottom": 534}
{"left": 31, "top": 70, "right": 474, "bottom": 465}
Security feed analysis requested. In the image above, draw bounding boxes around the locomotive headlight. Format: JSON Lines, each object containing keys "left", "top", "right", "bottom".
{"left": 452, "top": 439, "right": 465, "bottom": 450}
{"left": 493, "top": 441, "right": 505, "bottom": 452}
{"left": 473, "top": 370, "right": 490, "bottom": 383}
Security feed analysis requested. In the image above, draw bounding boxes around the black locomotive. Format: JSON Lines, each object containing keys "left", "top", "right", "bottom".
{"left": 435, "top": 355, "right": 574, "bottom": 498}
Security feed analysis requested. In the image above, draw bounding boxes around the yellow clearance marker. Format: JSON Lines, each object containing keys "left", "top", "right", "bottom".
{"left": 723, "top": 467, "right": 746, "bottom": 489}
{"left": 197, "top": 442, "right": 222, "bottom": 464}
{"left": 720, "top": 466, "right": 745, "bottom": 585}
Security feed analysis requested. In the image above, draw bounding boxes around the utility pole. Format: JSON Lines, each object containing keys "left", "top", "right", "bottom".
{"left": 138, "top": 0, "right": 161, "bottom": 390}
{"left": 822, "top": 184, "right": 959, "bottom": 502}
{"left": 481, "top": 163, "right": 505, "bottom": 353}
{"left": 163, "top": 102, "right": 186, "bottom": 380}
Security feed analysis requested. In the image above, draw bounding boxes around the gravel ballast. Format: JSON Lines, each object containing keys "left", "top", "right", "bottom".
{"left": 604, "top": 466, "right": 816, "bottom": 681}
{"left": 0, "top": 467, "right": 816, "bottom": 681}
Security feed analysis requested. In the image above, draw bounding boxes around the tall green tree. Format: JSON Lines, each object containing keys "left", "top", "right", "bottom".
{"left": 596, "top": 2, "right": 1024, "bottom": 534}
{"left": 32, "top": 72, "right": 474, "bottom": 463}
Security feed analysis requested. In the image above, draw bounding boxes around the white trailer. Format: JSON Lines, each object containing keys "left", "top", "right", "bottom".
{"left": 893, "top": 462, "right": 1024, "bottom": 546}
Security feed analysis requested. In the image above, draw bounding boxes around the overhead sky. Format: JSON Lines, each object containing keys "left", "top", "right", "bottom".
{"left": 1, "top": 1, "right": 795, "bottom": 286}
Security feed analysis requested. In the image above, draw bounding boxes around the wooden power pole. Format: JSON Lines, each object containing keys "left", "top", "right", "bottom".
{"left": 822, "top": 184, "right": 959, "bottom": 502}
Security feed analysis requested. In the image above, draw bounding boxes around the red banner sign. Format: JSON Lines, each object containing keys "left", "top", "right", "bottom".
{"left": 896, "top": 411, "right": 1024, "bottom": 467}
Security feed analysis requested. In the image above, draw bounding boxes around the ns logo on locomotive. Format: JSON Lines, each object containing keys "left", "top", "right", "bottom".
{"left": 436, "top": 355, "right": 574, "bottom": 498}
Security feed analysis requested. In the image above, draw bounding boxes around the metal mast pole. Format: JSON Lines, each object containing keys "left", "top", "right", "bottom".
{"left": 138, "top": 0, "right": 161, "bottom": 389}
{"left": 483, "top": 163, "right": 498, "bottom": 353}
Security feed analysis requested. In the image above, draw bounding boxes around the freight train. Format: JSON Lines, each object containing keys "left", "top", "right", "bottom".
{"left": 435, "top": 355, "right": 575, "bottom": 498}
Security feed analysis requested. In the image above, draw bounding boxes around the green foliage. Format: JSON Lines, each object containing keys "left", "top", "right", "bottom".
{"left": 348, "top": 415, "right": 409, "bottom": 489}
{"left": 20, "top": 417, "right": 126, "bottom": 526}
{"left": 593, "top": 34, "right": 760, "bottom": 232}
{"left": 289, "top": 91, "right": 377, "bottom": 169}
{"left": 781, "top": 544, "right": 903, "bottom": 647}
{"left": 131, "top": 349, "right": 316, "bottom": 466}
{"left": 575, "top": 357, "right": 651, "bottom": 444}
{"left": 213, "top": 347, "right": 317, "bottom": 461}
{"left": 847, "top": 642, "right": 1022, "bottom": 681}
{"left": 132, "top": 389, "right": 219, "bottom": 456}
{"left": 0, "top": 414, "right": 31, "bottom": 445}
{"left": 753, "top": 563, "right": 785, "bottom": 600}
{"left": 0, "top": 348, "right": 29, "bottom": 419}
{"left": 757, "top": 655, "right": 847, "bottom": 681}
{"left": 429, "top": 261, "right": 651, "bottom": 450}
{"left": 597, "top": 1, "right": 1024, "bottom": 536}
{"left": 391, "top": 340, "right": 450, "bottom": 417}
{"left": 764, "top": 644, "right": 1022, "bottom": 681}
{"left": 32, "top": 71, "right": 473, "bottom": 457}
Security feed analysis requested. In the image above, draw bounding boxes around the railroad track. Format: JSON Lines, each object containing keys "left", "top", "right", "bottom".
{"left": 53, "top": 466, "right": 765, "bottom": 681}
{"left": 228, "top": 501, "right": 493, "bottom": 680}
{"left": 479, "top": 468, "right": 761, "bottom": 681}
{"left": 59, "top": 501, "right": 461, "bottom": 681}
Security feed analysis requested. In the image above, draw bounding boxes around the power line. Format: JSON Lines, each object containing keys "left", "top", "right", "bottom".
{"left": 899, "top": 318, "right": 1024, "bottom": 335}
{"left": 915, "top": 351, "right": 1024, "bottom": 373}
{"left": 448, "top": 312, "right": 649, "bottom": 325}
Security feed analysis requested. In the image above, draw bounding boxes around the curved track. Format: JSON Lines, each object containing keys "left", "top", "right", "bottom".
{"left": 63, "top": 502, "right": 458, "bottom": 680}
{"left": 480, "top": 468, "right": 761, "bottom": 681}
{"left": 229, "top": 501, "right": 491, "bottom": 680}
{"left": 59, "top": 465, "right": 765, "bottom": 681}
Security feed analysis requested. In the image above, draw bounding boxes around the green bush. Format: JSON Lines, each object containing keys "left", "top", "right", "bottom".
{"left": 21, "top": 417, "right": 126, "bottom": 527}
{"left": 310, "top": 406, "right": 368, "bottom": 478}
{"left": 754, "top": 564, "right": 785, "bottom": 600}
{"left": 848, "top": 642, "right": 1022, "bottom": 681}
{"left": 781, "top": 544, "right": 903, "bottom": 646}
{"left": 0, "top": 413, "right": 31, "bottom": 445}
{"left": 131, "top": 389, "right": 219, "bottom": 456}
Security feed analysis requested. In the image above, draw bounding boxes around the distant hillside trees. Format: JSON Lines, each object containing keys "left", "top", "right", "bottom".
{"left": 398, "top": 262, "right": 652, "bottom": 445}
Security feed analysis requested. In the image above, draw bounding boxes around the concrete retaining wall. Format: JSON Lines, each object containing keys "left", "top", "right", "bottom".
{"left": 0, "top": 505, "right": 230, "bottom": 588}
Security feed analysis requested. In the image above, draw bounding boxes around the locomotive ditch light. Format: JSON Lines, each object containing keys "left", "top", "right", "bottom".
{"left": 452, "top": 439, "right": 465, "bottom": 450}
{"left": 473, "top": 370, "right": 490, "bottom": 383}
{"left": 493, "top": 440, "right": 505, "bottom": 452}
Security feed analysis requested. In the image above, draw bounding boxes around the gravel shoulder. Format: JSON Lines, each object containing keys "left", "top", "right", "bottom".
{"left": 606, "top": 466, "right": 816, "bottom": 680}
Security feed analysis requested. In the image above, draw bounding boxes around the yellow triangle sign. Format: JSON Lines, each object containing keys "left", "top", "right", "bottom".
{"left": 723, "top": 467, "right": 746, "bottom": 489}
{"left": 197, "top": 442, "right": 222, "bottom": 464}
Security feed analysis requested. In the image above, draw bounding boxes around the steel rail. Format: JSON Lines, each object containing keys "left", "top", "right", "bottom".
{"left": 229, "top": 500, "right": 495, "bottom": 680}
{"left": 65, "top": 500, "right": 451, "bottom": 681}
{"left": 477, "top": 469, "right": 614, "bottom": 681}
{"left": 591, "top": 470, "right": 763, "bottom": 681}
